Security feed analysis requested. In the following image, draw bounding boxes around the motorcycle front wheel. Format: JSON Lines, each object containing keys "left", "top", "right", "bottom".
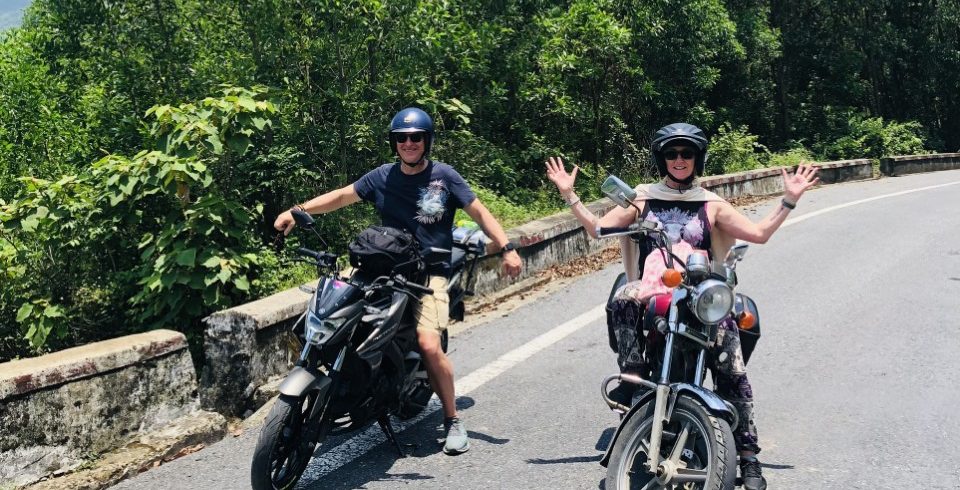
{"left": 606, "top": 396, "right": 736, "bottom": 490}
{"left": 250, "top": 392, "right": 329, "bottom": 490}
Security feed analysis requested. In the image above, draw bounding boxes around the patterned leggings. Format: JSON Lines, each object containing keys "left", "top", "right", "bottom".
{"left": 610, "top": 297, "right": 761, "bottom": 454}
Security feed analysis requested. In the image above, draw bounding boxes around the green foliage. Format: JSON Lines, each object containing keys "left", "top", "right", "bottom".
{"left": 251, "top": 250, "right": 317, "bottom": 299}
{"left": 819, "top": 117, "right": 927, "bottom": 160}
{"left": 767, "top": 147, "right": 815, "bottom": 169}
{"left": 706, "top": 124, "right": 768, "bottom": 175}
{"left": 15, "top": 299, "right": 65, "bottom": 349}
{"left": 0, "top": 30, "right": 92, "bottom": 200}
{"left": 462, "top": 186, "right": 563, "bottom": 231}
{"left": 147, "top": 86, "right": 276, "bottom": 159}
{"left": 0, "top": 87, "right": 277, "bottom": 356}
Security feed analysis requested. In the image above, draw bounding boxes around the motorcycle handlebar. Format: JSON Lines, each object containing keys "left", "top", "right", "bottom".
{"left": 599, "top": 226, "right": 633, "bottom": 235}
{"left": 296, "top": 247, "right": 321, "bottom": 260}
{"left": 296, "top": 247, "right": 338, "bottom": 268}
{"left": 597, "top": 224, "right": 641, "bottom": 237}
{"left": 399, "top": 278, "right": 434, "bottom": 295}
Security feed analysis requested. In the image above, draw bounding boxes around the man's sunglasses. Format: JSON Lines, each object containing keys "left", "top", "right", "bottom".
{"left": 663, "top": 148, "right": 696, "bottom": 161}
{"left": 394, "top": 132, "right": 426, "bottom": 144}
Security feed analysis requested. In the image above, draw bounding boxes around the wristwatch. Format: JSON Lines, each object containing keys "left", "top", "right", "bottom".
{"left": 501, "top": 242, "right": 517, "bottom": 253}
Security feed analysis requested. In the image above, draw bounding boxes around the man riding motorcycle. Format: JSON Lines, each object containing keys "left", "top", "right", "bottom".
{"left": 545, "top": 122, "right": 819, "bottom": 489}
{"left": 274, "top": 107, "right": 522, "bottom": 454}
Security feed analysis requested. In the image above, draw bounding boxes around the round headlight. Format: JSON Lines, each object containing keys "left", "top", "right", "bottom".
{"left": 689, "top": 279, "right": 734, "bottom": 324}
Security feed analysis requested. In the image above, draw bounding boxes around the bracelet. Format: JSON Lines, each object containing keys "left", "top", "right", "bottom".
{"left": 567, "top": 198, "right": 581, "bottom": 207}
{"left": 292, "top": 204, "right": 307, "bottom": 213}
{"left": 781, "top": 199, "right": 796, "bottom": 210}
{"left": 563, "top": 193, "right": 580, "bottom": 206}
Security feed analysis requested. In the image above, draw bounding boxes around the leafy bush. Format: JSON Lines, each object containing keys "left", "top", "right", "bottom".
{"left": 250, "top": 249, "right": 318, "bottom": 299}
{"left": 820, "top": 116, "right": 927, "bottom": 160}
{"left": 706, "top": 123, "right": 769, "bottom": 175}
{"left": 767, "top": 147, "right": 815, "bottom": 168}
{"left": 458, "top": 186, "right": 563, "bottom": 230}
{"left": 434, "top": 129, "right": 519, "bottom": 195}
{"left": 0, "top": 86, "right": 278, "bottom": 359}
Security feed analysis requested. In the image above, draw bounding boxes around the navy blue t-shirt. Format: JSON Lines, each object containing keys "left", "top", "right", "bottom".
{"left": 354, "top": 160, "right": 477, "bottom": 274}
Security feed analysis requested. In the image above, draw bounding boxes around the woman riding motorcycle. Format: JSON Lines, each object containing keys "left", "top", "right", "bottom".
{"left": 545, "top": 122, "right": 819, "bottom": 490}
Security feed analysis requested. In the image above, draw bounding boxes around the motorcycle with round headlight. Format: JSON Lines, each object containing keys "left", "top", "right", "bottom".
{"left": 596, "top": 176, "right": 760, "bottom": 490}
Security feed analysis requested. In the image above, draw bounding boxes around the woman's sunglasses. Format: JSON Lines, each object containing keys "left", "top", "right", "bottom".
{"left": 394, "top": 132, "right": 426, "bottom": 143}
{"left": 663, "top": 148, "right": 696, "bottom": 161}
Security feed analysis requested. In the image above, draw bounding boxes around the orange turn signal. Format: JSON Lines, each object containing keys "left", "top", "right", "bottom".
{"left": 738, "top": 312, "right": 756, "bottom": 330}
{"left": 662, "top": 269, "right": 682, "bottom": 288}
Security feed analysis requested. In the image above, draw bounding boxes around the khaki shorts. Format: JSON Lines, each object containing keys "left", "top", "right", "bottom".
{"left": 414, "top": 276, "right": 450, "bottom": 335}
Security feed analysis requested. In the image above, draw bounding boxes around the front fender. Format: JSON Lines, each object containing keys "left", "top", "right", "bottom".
{"left": 672, "top": 383, "right": 733, "bottom": 421}
{"left": 600, "top": 388, "right": 657, "bottom": 467}
{"left": 278, "top": 366, "right": 332, "bottom": 398}
{"left": 599, "top": 383, "right": 736, "bottom": 467}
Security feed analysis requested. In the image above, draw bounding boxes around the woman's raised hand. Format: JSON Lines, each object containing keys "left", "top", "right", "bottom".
{"left": 545, "top": 156, "right": 578, "bottom": 197}
{"left": 782, "top": 161, "right": 820, "bottom": 203}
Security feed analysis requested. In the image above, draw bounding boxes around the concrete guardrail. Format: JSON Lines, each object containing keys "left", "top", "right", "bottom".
{"left": 0, "top": 331, "right": 213, "bottom": 488}
{"left": 880, "top": 152, "right": 960, "bottom": 176}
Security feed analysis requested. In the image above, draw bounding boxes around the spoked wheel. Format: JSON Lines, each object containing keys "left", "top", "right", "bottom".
{"left": 251, "top": 392, "right": 330, "bottom": 490}
{"left": 606, "top": 396, "right": 736, "bottom": 490}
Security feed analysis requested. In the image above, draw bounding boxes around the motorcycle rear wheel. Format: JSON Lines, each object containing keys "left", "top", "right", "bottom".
{"left": 606, "top": 396, "right": 736, "bottom": 490}
{"left": 250, "top": 392, "right": 329, "bottom": 490}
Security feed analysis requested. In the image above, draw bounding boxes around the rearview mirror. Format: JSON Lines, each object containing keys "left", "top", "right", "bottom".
{"left": 723, "top": 243, "right": 749, "bottom": 268}
{"left": 600, "top": 175, "right": 637, "bottom": 209}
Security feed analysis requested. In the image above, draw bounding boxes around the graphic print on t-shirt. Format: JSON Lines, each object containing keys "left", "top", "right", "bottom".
{"left": 416, "top": 179, "right": 449, "bottom": 224}
{"left": 646, "top": 207, "right": 704, "bottom": 246}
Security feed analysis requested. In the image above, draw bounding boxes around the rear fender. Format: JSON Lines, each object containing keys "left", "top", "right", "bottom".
{"left": 278, "top": 366, "right": 332, "bottom": 398}
{"left": 599, "top": 383, "right": 735, "bottom": 467}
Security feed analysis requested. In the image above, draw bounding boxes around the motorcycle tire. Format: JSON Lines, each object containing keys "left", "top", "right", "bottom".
{"left": 250, "top": 393, "right": 328, "bottom": 490}
{"left": 605, "top": 396, "right": 736, "bottom": 490}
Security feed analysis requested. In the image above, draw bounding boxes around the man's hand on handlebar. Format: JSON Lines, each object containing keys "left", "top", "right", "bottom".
{"left": 274, "top": 210, "right": 297, "bottom": 236}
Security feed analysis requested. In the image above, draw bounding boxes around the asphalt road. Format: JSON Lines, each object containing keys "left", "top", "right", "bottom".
{"left": 113, "top": 169, "right": 960, "bottom": 490}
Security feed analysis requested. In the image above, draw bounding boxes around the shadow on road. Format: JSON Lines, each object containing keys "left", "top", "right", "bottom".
{"left": 299, "top": 396, "right": 514, "bottom": 489}
{"left": 595, "top": 427, "right": 615, "bottom": 451}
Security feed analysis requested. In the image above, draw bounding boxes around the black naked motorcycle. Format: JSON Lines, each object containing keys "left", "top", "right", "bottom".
{"left": 596, "top": 176, "right": 761, "bottom": 490}
{"left": 250, "top": 209, "right": 485, "bottom": 490}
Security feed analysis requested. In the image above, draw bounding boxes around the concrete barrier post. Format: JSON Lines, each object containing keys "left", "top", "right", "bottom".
{"left": 880, "top": 153, "right": 960, "bottom": 176}
{"left": 199, "top": 287, "right": 307, "bottom": 416}
{"left": 0, "top": 331, "right": 200, "bottom": 487}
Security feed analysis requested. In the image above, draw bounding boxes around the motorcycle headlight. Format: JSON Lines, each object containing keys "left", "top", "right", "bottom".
{"left": 305, "top": 310, "right": 347, "bottom": 345}
{"left": 688, "top": 279, "right": 734, "bottom": 324}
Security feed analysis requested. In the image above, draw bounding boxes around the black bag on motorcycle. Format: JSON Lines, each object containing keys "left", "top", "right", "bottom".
{"left": 348, "top": 225, "right": 421, "bottom": 277}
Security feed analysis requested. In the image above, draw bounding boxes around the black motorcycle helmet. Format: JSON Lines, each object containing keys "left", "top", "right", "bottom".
{"left": 650, "top": 123, "right": 709, "bottom": 184}
{"left": 389, "top": 107, "right": 435, "bottom": 161}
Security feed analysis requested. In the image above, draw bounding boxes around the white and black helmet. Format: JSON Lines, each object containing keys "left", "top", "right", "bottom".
{"left": 651, "top": 122, "right": 709, "bottom": 179}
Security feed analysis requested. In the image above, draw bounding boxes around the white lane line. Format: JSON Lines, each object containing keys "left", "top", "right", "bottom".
{"left": 298, "top": 304, "right": 607, "bottom": 483}
{"left": 782, "top": 180, "right": 960, "bottom": 228}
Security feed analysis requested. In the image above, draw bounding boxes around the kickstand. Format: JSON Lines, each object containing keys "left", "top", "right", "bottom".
{"left": 378, "top": 416, "right": 408, "bottom": 457}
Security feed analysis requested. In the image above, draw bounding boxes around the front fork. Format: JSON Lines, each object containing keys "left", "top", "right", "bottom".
{"left": 302, "top": 344, "right": 348, "bottom": 443}
{"left": 646, "top": 333, "right": 675, "bottom": 472}
{"left": 646, "top": 287, "right": 705, "bottom": 474}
